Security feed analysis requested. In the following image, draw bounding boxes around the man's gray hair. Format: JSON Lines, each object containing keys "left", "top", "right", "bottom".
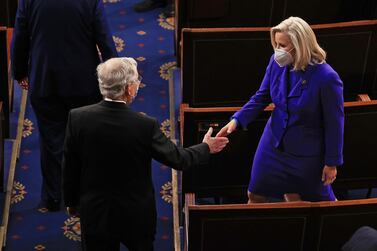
{"left": 97, "top": 57, "right": 138, "bottom": 99}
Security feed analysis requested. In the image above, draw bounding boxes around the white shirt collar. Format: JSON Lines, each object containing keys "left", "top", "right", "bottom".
{"left": 104, "top": 97, "right": 127, "bottom": 105}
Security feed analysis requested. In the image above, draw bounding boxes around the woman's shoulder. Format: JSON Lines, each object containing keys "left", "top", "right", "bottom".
{"left": 311, "top": 62, "right": 342, "bottom": 88}
{"left": 312, "top": 61, "right": 334, "bottom": 72}
{"left": 312, "top": 62, "right": 340, "bottom": 79}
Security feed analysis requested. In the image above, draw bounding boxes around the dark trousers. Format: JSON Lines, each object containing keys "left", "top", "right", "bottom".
{"left": 30, "top": 94, "right": 101, "bottom": 203}
{"left": 82, "top": 234, "right": 154, "bottom": 251}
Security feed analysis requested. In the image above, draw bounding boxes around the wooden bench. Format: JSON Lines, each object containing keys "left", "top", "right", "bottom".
{"left": 184, "top": 196, "right": 377, "bottom": 251}
{"left": 180, "top": 100, "right": 377, "bottom": 202}
{"left": 180, "top": 103, "right": 272, "bottom": 200}
{"left": 333, "top": 100, "right": 377, "bottom": 195}
{"left": 313, "top": 199, "right": 377, "bottom": 251}
{"left": 175, "top": 0, "right": 377, "bottom": 63}
{"left": 181, "top": 20, "right": 377, "bottom": 107}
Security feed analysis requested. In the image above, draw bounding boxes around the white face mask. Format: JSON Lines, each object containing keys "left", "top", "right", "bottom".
{"left": 274, "top": 48, "right": 293, "bottom": 67}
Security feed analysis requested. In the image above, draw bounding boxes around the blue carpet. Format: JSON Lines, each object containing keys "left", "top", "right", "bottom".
{"left": 6, "top": 1, "right": 176, "bottom": 250}
{"left": 3, "top": 140, "right": 14, "bottom": 192}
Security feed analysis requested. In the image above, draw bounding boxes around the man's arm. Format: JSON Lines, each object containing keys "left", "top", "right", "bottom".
{"left": 150, "top": 120, "right": 228, "bottom": 171}
{"left": 320, "top": 71, "right": 344, "bottom": 167}
{"left": 93, "top": 0, "right": 118, "bottom": 60}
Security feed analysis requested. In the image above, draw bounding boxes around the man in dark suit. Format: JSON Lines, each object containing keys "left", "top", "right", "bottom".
{"left": 62, "top": 57, "right": 229, "bottom": 251}
{"left": 11, "top": 0, "right": 117, "bottom": 211}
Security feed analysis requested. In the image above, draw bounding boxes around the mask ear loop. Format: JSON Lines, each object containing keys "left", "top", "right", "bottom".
{"left": 287, "top": 46, "right": 294, "bottom": 52}
{"left": 287, "top": 47, "right": 295, "bottom": 64}
{"left": 275, "top": 45, "right": 294, "bottom": 52}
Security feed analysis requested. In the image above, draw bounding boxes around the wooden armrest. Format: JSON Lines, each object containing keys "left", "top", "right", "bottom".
{"left": 185, "top": 193, "right": 195, "bottom": 207}
{"left": 248, "top": 192, "right": 269, "bottom": 203}
{"left": 284, "top": 193, "right": 302, "bottom": 202}
{"left": 357, "top": 94, "right": 371, "bottom": 102}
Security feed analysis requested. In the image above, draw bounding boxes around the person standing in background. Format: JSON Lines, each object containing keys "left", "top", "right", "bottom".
{"left": 11, "top": 0, "right": 118, "bottom": 211}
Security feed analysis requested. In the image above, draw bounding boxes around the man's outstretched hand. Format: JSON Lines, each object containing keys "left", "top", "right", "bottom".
{"left": 203, "top": 127, "right": 229, "bottom": 153}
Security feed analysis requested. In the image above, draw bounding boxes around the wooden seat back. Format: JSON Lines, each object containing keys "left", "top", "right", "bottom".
{"left": 185, "top": 197, "right": 377, "bottom": 251}
{"left": 181, "top": 21, "right": 377, "bottom": 107}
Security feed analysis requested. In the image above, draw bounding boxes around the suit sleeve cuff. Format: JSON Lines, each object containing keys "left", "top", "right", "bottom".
{"left": 325, "top": 155, "right": 343, "bottom": 166}
{"left": 231, "top": 115, "right": 247, "bottom": 130}
{"left": 197, "top": 143, "right": 210, "bottom": 165}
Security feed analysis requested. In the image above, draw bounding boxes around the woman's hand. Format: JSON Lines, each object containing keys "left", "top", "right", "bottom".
{"left": 216, "top": 119, "right": 238, "bottom": 137}
{"left": 322, "top": 165, "right": 337, "bottom": 186}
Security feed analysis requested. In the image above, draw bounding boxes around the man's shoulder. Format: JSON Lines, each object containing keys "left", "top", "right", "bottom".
{"left": 69, "top": 102, "right": 158, "bottom": 127}
{"left": 130, "top": 111, "right": 158, "bottom": 125}
{"left": 70, "top": 103, "right": 100, "bottom": 114}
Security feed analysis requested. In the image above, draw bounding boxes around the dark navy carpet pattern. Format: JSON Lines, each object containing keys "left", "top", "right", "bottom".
{"left": 6, "top": 1, "right": 176, "bottom": 250}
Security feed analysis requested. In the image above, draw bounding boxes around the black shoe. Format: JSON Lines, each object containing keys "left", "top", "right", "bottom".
{"left": 45, "top": 199, "right": 61, "bottom": 212}
{"left": 133, "top": 0, "right": 167, "bottom": 12}
{"left": 161, "top": 4, "right": 174, "bottom": 18}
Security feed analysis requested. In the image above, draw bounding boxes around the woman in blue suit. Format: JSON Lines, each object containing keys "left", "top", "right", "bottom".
{"left": 217, "top": 17, "right": 344, "bottom": 202}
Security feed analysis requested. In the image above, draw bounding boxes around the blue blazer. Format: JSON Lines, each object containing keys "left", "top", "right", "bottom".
{"left": 11, "top": 0, "right": 118, "bottom": 98}
{"left": 233, "top": 56, "right": 344, "bottom": 166}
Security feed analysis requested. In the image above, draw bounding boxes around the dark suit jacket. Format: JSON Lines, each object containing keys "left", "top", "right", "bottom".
{"left": 62, "top": 101, "right": 210, "bottom": 238}
{"left": 11, "top": 0, "right": 117, "bottom": 98}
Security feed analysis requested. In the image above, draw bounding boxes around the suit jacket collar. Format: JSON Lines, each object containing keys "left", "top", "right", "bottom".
{"left": 277, "top": 66, "right": 289, "bottom": 101}
{"left": 276, "top": 63, "right": 316, "bottom": 100}
{"left": 99, "top": 100, "right": 130, "bottom": 109}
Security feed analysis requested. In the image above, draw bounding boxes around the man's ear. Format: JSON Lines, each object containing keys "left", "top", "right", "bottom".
{"left": 126, "top": 84, "right": 132, "bottom": 96}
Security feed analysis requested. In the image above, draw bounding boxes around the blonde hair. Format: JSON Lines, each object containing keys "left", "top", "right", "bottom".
{"left": 271, "top": 16, "right": 326, "bottom": 71}
{"left": 97, "top": 57, "right": 138, "bottom": 99}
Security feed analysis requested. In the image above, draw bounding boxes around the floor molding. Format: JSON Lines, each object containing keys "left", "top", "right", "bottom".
{"left": 1, "top": 89, "right": 28, "bottom": 247}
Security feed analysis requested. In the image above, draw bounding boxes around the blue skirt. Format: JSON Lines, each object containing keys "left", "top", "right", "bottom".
{"left": 248, "top": 123, "right": 336, "bottom": 201}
